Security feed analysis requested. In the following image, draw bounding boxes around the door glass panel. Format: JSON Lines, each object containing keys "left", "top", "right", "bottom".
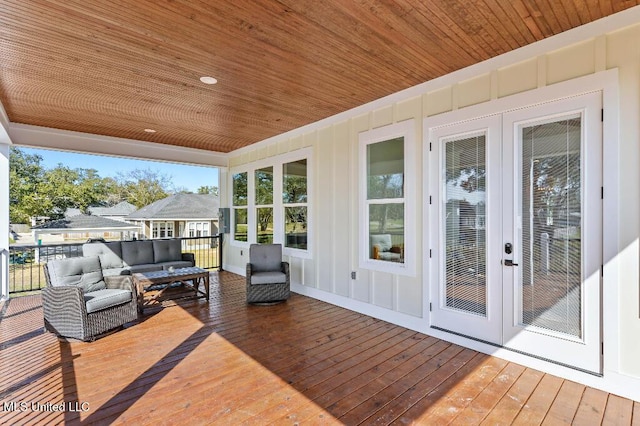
{"left": 521, "top": 117, "right": 582, "bottom": 338}
{"left": 444, "top": 135, "right": 487, "bottom": 316}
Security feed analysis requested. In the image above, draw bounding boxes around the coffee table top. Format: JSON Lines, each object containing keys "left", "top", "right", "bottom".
{"left": 133, "top": 267, "right": 208, "bottom": 284}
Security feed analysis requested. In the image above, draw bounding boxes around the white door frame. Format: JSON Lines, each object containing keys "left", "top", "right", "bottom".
{"left": 501, "top": 92, "right": 602, "bottom": 374}
{"left": 428, "top": 115, "right": 502, "bottom": 344}
{"left": 424, "top": 70, "right": 620, "bottom": 374}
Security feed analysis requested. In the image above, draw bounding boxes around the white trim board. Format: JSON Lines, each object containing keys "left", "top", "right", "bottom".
{"left": 9, "top": 123, "right": 228, "bottom": 168}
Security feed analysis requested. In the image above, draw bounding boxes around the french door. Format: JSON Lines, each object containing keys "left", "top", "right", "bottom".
{"left": 429, "top": 92, "right": 602, "bottom": 373}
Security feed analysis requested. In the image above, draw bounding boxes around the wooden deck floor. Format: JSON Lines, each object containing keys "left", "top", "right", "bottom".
{"left": 1, "top": 271, "right": 638, "bottom": 425}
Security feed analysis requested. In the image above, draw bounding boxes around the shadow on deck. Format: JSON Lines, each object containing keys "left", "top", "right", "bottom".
{"left": 0, "top": 272, "right": 638, "bottom": 425}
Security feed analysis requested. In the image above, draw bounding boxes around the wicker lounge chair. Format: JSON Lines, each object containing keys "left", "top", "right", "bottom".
{"left": 246, "top": 243, "right": 290, "bottom": 303}
{"left": 43, "top": 256, "right": 138, "bottom": 341}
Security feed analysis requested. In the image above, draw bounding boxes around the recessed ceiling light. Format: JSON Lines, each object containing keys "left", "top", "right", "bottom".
{"left": 199, "top": 76, "right": 218, "bottom": 85}
{"left": 144, "top": 128, "right": 156, "bottom": 133}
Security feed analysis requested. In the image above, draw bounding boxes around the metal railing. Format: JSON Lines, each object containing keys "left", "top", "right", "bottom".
{"left": 179, "top": 234, "right": 223, "bottom": 271}
{"left": 7, "top": 235, "right": 222, "bottom": 295}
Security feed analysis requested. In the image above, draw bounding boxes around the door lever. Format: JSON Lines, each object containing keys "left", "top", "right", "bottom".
{"left": 503, "top": 259, "right": 519, "bottom": 267}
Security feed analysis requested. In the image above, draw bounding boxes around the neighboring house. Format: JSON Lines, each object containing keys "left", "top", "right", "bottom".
{"left": 65, "top": 201, "right": 137, "bottom": 221}
{"left": 88, "top": 201, "right": 138, "bottom": 222}
{"left": 31, "top": 214, "right": 141, "bottom": 243}
{"left": 127, "top": 193, "right": 219, "bottom": 240}
{"left": 62, "top": 201, "right": 139, "bottom": 239}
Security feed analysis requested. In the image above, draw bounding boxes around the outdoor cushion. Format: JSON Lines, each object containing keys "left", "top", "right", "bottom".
{"left": 250, "top": 271, "right": 287, "bottom": 285}
{"left": 84, "top": 288, "right": 132, "bottom": 314}
{"left": 121, "top": 240, "right": 154, "bottom": 266}
{"left": 153, "top": 239, "right": 182, "bottom": 263}
{"left": 378, "top": 252, "right": 402, "bottom": 261}
{"left": 82, "top": 242, "right": 124, "bottom": 269}
{"left": 370, "top": 234, "right": 393, "bottom": 252}
{"left": 47, "top": 256, "right": 106, "bottom": 293}
{"left": 249, "top": 244, "right": 282, "bottom": 272}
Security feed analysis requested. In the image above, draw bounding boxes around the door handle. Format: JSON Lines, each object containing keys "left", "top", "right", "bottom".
{"left": 503, "top": 259, "right": 519, "bottom": 266}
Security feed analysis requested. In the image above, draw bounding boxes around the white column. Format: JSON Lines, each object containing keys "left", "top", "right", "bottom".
{"left": 0, "top": 124, "right": 11, "bottom": 301}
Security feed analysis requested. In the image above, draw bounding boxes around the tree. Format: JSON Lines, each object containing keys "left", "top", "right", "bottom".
{"left": 9, "top": 147, "right": 45, "bottom": 223}
{"left": 232, "top": 172, "right": 248, "bottom": 206}
{"left": 283, "top": 173, "right": 307, "bottom": 232}
{"left": 114, "top": 168, "right": 172, "bottom": 208}
{"left": 197, "top": 185, "right": 219, "bottom": 196}
{"left": 9, "top": 148, "right": 181, "bottom": 223}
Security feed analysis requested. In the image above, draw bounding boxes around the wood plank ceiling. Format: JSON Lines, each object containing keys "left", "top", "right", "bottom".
{"left": 0, "top": 1, "right": 637, "bottom": 153}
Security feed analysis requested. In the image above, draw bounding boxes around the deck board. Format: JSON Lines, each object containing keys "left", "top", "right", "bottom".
{"left": 0, "top": 271, "right": 638, "bottom": 425}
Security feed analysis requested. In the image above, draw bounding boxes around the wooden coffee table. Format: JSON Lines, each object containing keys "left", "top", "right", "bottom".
{"left": 133, "top": 267, "right": 210, "bottom": 313}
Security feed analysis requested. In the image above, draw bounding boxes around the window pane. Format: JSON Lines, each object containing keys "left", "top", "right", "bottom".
{"left": 285, "top": 206, "right": 307, "bottom": 249}
{"left": 367, "top": 137, "right": 404, "bottom": 200}
{"left": 521, "top": 118, "right": 582, "bottom": 337}
{"left": 234, "top": 209, "right": 248, "bottom": 242}
{"left": 369, "top": 203, "right": 404, "bottom": 263}
{"left": 255, "top": 167, "right": 273, "bottom": 205}
{"left": 233, "top": 172, "right": 248, "bottom": 206}
{"left": 445, "top": 135, "right": 487, "bottom": 316}
{"left": 283, "top": 159, "right": 307, "bottom": 203}
{"left": 256, "top": 207, "right": 274, "bottom": 244}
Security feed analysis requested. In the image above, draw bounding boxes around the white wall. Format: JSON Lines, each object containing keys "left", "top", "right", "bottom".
{"left": 224, "top": 13, "right": 640, "bottom": 400}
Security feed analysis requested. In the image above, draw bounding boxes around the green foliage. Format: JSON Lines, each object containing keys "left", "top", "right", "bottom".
{"left": 9, "top": 147, "right": 188, "bottom": 223}
{"left": 113, "top": 168, "right": 172, "bottom": 208}
{"left": 232, "top": 172, "right": 248, "bottom": 206}
{"left": 197, "top": 185, "right": 219, "bottom": 196}
{"left": 9, "top": 148, "right": 45, "bottom": 223}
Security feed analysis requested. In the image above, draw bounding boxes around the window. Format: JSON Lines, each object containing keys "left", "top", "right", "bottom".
{"left": 232, "top": 172, "right": 248, "bottom": 242}
{"left": 283, "top": 159, "right": 307, "bottom": 250}
{"left": 359, "top": 120, "right": 415, "bottom": 275}
{"left": 229, "top": 148, "right": 312, "bottom": 257}
{"left": 188, "top": 222, "right": 210, "bottom": 237}
{"left": 152, "top": 222, "right": 174, "bottom": 238}
{"left": 255, "top": 166, "right": 274, "bottom": 244}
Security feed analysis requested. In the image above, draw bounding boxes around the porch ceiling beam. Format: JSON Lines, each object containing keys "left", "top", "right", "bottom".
{"left": 8, "top": 122, "right": 229, "bottom": 168}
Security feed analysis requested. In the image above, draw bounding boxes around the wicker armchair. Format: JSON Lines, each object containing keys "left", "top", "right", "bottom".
{"left": 43, "top": 256, "right": 138, "bottom": 341}
{"left": 246, "top": 243, "right": 290, "bottom": 303}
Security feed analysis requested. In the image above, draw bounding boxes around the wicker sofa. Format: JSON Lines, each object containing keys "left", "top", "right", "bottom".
{"left": 43, "top": 256, "right": 138, "bottom": 341}
{"left": 82, "top": 239, "right": 194, "bottom": 276}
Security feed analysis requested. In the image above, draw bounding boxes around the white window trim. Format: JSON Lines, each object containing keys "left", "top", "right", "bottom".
{"left": 359, "top": 119, "right": 416, "bottom": 276}
{"left": 230, "top": 147, "right": 313, "bottom": 259}
{"left": 187, "top": 221, "right": 210, "bottom": 237}
{"left": 152, "top": 221, "right": 174, "bottom": 239}
{"left": 231, "top": 170, "right": 250, "bottom": 245}
{"left": 255, "top": 166, "right": 275, "bottom": 244}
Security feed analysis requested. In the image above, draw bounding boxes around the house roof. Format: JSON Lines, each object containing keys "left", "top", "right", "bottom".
{"left": 88, "top": 201, "right": 138, "bottom": 217}
{"left": 127, "top": 194, "right": 219, "bottom": 220}
{"left": 0, "top": 2, "right": 635, "bottom": 153}
{"left": 32, "top": 214, "right": 140, "bottom": 231}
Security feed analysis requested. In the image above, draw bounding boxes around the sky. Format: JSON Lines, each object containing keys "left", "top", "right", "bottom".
{"left": 19, "top": 147, "right": 219, "bottom": 193}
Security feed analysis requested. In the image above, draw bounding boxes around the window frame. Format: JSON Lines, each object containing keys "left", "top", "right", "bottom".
{"left": 230, "top": 148, "right": 312, "bottom": 259}
{"left": 231, "top": 171, "right": 249, "bottom": 243}
{"left": 255, "top": 166, "right": 275, "bottom": 244}
{"left": 188, "top": 221, "right": 210, "bottom": 238}
{"left": 359, "top": 119, "right": 416, "bottom": 276}
{"left": 152, "top": 221, "right": 174, "bottom": 239}
{"left": 283, "top": 158, "right": 309, "bottom": 253}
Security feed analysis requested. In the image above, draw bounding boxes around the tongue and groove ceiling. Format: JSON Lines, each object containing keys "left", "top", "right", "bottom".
{"left": 0, "top": 1, "right": 637, "bottom": 153}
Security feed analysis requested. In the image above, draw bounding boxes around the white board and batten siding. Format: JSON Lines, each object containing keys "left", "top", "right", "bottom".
{"left": 223, "top": 10, "right": 640, "bottom": 401}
